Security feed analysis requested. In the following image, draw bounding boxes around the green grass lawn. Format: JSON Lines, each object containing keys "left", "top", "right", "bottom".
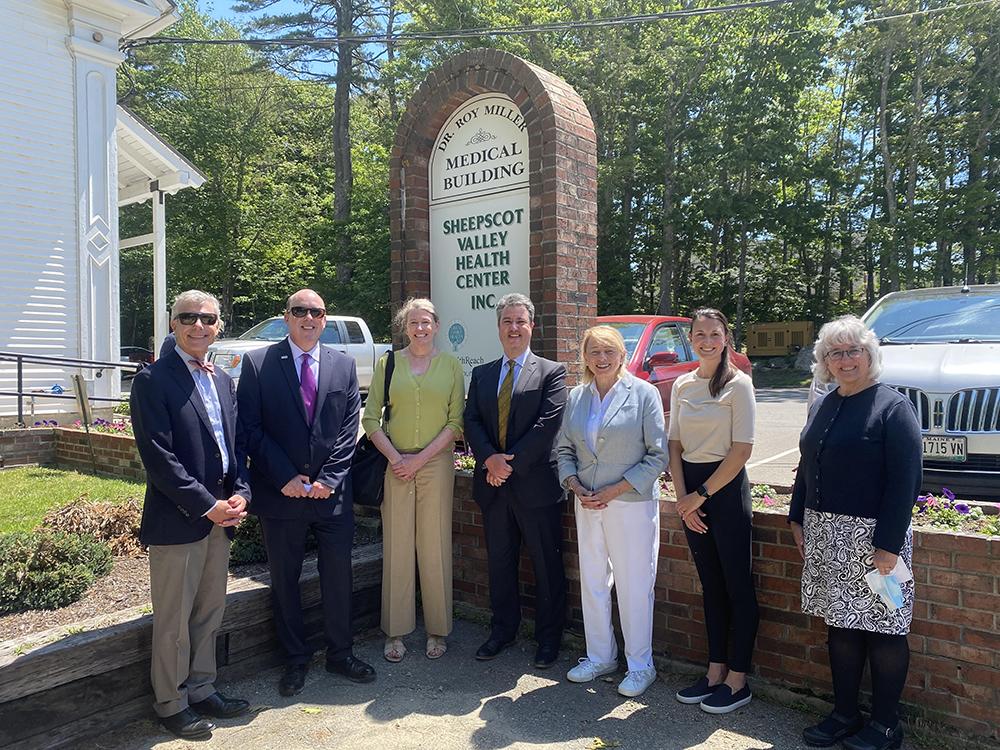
{"left": 0, "top": 467, "right": 144, "bottom": 534}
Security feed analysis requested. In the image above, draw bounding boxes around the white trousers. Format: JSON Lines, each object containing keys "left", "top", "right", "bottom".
{"left": 575, "top": 497, "right": 660, "bottom": 671}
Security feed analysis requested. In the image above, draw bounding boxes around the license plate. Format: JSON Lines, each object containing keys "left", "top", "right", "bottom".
{"left": 922, "top": 436, "right": 967, "bottom": 462}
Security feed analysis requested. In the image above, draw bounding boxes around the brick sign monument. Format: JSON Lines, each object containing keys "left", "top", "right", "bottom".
{"left": 390, "top": 49, "right": 598, "bottom": 380}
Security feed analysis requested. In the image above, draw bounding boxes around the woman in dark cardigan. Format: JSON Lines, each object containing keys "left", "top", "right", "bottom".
{"left": 789, "top": 315, "right": 922, "bottom": 750}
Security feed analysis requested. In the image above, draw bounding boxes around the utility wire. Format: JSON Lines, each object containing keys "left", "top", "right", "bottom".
{"left": 123, "top": 0, "right": 798, "bottom": 50}
{"left": 121, "top": 0, "right": 999, "bottom": 52}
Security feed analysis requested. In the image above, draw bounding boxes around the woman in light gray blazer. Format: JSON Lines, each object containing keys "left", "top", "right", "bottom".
{"left": 557, "top": 325, "right": 667, "bottom": 698}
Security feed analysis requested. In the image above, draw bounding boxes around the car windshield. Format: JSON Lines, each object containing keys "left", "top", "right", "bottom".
{"left": 237, "top": 319, "right": 341, "bottom": 344}
{"left": 599, "top": 322, "right": 647, "bottom": 360}
{"left": 865, "top": 291, "right": 1000, "bottom": 343}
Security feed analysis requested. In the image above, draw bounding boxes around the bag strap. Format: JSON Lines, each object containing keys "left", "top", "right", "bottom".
{"left": 382, "top": 350, "right": 395, "bottom": 424}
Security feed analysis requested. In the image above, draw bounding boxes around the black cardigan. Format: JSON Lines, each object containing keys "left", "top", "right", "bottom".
{"left": 788, "top": 383, "right": 922, "bottom": 554}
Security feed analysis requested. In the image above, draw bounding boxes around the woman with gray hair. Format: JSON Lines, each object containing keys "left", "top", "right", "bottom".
{"left": 789, "top": 315, "right": 921, "bottom": 750}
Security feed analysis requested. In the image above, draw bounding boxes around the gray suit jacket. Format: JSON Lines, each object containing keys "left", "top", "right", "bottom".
{"left": 556, "top": 374, "right": 668, "bottom": 501}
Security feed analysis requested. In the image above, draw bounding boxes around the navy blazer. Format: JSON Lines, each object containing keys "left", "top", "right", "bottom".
{"left": 463, "top": 352, "right": 567, "bottom": 508}
{"left": 237, "top": 338, "right": 361, "bottom": 520}
{"left": 131, "top": 351, "right": 250, "bottom": 546}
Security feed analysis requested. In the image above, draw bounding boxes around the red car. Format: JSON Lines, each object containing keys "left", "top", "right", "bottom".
{"left": 596, "top": 315, "right": 753, "bottom": 418}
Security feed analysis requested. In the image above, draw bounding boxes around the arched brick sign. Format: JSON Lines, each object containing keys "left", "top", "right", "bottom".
{"left": 389, "top": 48, "right": 597, "bottom": 378}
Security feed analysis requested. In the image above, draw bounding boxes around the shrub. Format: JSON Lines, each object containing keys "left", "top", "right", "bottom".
{"left": 0, "top": 531, "right": 113, "bottom": 613}
{"left": 230, "top": 514, "right": 267, "bottom": 565}
{"left": 41, "top": 496, "right": 144, "bottom": 557}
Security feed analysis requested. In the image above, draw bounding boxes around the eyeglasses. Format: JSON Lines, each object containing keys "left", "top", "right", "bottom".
{"left": 825, "top": 347, "right": 865, "bottom": 361}
{"left": 174, "top": 312, "right": 219, "bottom": 326}
{"left": 288, "top": 306, "right": 326, "bottom": 319}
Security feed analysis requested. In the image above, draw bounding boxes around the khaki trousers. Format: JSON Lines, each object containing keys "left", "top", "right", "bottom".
{"left": 381, "top": 449, "right": 455, "bottom": 637}
{"left": 148, "top": 524, "right": 230, "bottom": 717}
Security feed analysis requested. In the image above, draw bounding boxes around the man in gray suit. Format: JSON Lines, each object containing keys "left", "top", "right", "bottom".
{"left": 463, "top": 293, "right": 567, "bottom": 669}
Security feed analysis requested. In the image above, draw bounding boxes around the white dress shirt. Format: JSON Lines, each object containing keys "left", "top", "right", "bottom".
{"left": 585, "top": 378, "right": 623, "bottom": 454}
{"left": 174, "top": 348, "right": 230, "bottom": 477}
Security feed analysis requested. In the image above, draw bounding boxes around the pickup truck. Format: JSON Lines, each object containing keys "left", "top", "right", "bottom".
{"left": 207, "top": 315, "right": 391, "bottom": 393}
{"left": 596, "top": 314, "right": 753, "bottom": 418}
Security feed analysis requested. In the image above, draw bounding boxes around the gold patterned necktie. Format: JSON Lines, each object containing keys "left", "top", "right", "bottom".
{"left": 497, "top": 359, "right": 516, "bottom": 450}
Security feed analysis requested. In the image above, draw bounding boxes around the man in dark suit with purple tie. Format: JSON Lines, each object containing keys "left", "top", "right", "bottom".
{"left": 131, "top": 290, "right": 250, "bottom": 740}
{"left": 237, "top": 289, "right": 375, "bottom": 697}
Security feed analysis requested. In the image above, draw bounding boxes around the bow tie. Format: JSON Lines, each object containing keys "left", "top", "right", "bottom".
{"left": 188, "top": 358, "right": 215, "bottom": 375}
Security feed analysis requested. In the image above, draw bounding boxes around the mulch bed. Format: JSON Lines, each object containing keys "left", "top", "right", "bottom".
{"left": 0, "top": 557, "right": 271, "bottom": 643}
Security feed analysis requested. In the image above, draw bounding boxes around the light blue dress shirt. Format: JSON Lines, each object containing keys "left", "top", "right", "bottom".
{"left": 496, "top": 349, "right": 530, "bottom": 396}
{"left": 175, "top": 348, "right": 230, "bottom": 476}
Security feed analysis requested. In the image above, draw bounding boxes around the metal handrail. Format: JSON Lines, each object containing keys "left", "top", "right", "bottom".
{"left": 0, "top": 351, "right": 141, "bottom": 426}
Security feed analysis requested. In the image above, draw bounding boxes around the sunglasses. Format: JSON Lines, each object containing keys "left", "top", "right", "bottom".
{"left": 174, "top": 312, "right": 219, "bottom": 326}
{"left": 288, "top": 306, "right": 326, "bottom": 319}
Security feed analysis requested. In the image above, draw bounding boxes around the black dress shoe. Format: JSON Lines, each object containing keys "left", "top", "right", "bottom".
{"left": 842, "top": 720, "right": 903, "bottom": 750}
{"left": 279, "top": 664, "right": 309, "bottom": 697}
{"left": 802, "top": 711, "right": 863, "bottom": 747}
{"left": 475, "top": 637, "right": 515, "bottom": 661}
{"left": 190, "top": 692, "right": 250, "bottom": 719}
{"left": 160, "top": 707, "right": 215, "bottom": 739}
{"left": 533, "top": 644, "right": 559, "bottom": 669}
{"left": 325, "top": 654, "right": 376, "bottom": 683}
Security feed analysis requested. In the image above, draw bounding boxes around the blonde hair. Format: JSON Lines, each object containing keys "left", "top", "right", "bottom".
{"left": 580, "top": 325, "right": 628, "bottom": 385}
{"left": 812, "top": 315, "right": 882, "bottom": 384}
{"left": 393, "top": 298, "right": 438, "bottom": 338}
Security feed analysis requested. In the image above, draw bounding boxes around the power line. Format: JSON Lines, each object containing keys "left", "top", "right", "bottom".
{"left": 123, "top": 0, "right": 798, "bottom": 51}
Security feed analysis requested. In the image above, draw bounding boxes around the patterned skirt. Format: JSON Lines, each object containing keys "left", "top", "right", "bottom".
{"left": 800, "top": 509, "right": 914, "bottom": 635}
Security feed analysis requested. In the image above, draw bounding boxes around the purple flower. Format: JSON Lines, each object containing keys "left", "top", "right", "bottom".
{"left": 763, "top": 496, "right": 775, "bottom": 506}
{"left": 955, "top": 503, "right": 971, "bottom": 515}
{"left": 942, "top": 487, "right": 956, "bottom": 501}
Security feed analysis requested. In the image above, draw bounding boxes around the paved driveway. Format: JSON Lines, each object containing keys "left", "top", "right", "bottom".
{"left": 746, "top": 387, "right": 808, "bottom": 491}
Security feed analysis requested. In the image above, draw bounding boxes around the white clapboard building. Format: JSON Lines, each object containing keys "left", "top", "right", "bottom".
{"left": 0, "top": 0, "right": 203, "bottom": 421}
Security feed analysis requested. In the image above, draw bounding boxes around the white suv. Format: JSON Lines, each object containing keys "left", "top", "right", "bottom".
{"left": 809, "top": 285, "right": 1000, "bottom": 498}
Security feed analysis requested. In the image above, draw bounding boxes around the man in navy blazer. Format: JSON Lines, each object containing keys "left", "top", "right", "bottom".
{"left": 237, "top": 288, "right": 375, "bottom": 697}
{"left": 463, "top": 292, "right": 568, "bottom": 669}
{"left": 131, "top": 290, "right": 250, "bottom": 740}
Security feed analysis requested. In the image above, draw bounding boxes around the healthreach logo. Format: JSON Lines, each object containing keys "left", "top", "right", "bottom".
{"left": 447, "top": 321, "right": 466, "bottom": 352}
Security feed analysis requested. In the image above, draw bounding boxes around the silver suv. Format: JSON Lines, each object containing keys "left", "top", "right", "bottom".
{"left": 809, "top": 285, "right": 1000, "bottom": 498}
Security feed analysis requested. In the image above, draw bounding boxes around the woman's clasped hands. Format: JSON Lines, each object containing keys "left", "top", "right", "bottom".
{"left": 675, "top": 491, "right": 709, "bottom": 533}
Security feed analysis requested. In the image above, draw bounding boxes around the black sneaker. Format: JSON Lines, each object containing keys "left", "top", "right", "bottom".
{"left": 675, "top": 676, "right": 717, "bottom": 704}
{"left": 699, "top": 683, "right": 752, "bottom": 714}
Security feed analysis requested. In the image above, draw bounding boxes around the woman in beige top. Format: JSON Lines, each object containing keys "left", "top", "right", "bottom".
{"left": 363, "top": 299, "right": 464, "bottom": 663}
{"left": 668, "top": 308, "right": 758, "bottom": 714}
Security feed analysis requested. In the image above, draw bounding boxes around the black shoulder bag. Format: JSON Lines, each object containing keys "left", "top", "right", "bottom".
{"left": 350, "top": 350, "right": 395, "bottom": 507}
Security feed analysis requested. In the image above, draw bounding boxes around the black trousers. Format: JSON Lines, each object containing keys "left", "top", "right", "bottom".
{"left": 480, "top": 492, "right": 566, "bottom": 649}
{"left": 681, "top": 460, "right": 759, "bottom": 673}
{"left": 261, "top": 514, "right": 354, "bottom": 666}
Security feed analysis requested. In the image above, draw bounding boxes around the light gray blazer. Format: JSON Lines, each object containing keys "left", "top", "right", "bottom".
{"left": 556, "top": 373, "right": 668, "bottom": 502}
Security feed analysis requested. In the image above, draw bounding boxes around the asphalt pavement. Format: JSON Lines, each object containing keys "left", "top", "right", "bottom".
{"left": 746, "top": 387, "right": 808, "bottom": 492}
{"left": 83, "top": 618, "right": 860, "bottom": 750}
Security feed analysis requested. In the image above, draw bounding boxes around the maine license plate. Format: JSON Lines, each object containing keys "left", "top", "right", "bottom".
{"left": 922, "top": 436, "right": 967, "bottom": 462}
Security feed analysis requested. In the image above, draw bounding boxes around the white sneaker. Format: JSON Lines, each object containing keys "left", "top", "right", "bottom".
{"left": 617, "top": 668, "right": 657, "bottom": 697}
{"left": 566, "top": 657, "right": 618, "bottom": 683}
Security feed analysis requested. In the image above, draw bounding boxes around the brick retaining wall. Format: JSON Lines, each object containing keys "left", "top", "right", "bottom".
{"left": 0, "top": 427, "right": 55, "bottom": 468}
{"left": 52, "top": 428, "right": 145, "bottom": 481}
{"left": 452, "top": 474, "right": 999, "bottom": 743}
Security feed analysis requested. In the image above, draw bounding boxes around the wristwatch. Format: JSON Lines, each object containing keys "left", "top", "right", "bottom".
{"left": 696, "top": 484, "right": 711, "bottom": 499}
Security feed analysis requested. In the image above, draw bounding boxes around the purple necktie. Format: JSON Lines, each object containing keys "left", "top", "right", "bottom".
{"left": 300, "top": 352, "right": 317, "bottom": 423}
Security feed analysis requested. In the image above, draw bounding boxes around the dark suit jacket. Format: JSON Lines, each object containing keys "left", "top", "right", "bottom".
{"left": 463, "top": 352, "right": 567, "bottom": 508}
{"left": 237, "top": 338, "right": 361, "bottom": 520}
{"left": 131, "top": 351, "right": 250, "bottom": 546}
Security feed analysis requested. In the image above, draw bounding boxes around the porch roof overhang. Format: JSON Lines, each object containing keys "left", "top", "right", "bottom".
{"left": 116, "top": 105, "right": 206, "bottom": 207}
